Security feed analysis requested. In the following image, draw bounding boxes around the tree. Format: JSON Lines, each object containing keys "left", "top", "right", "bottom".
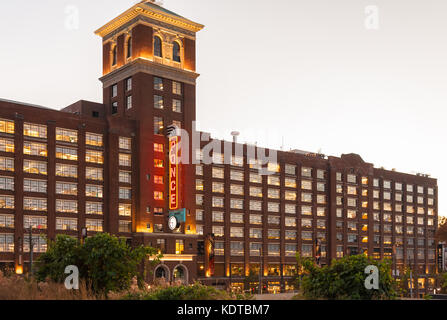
{"left": 435, "top": 217, "right": 447, "bottom": 243}
{"left": 297, "top": 254, "right": 398, "bottom": 300}
{"left": 36, "top": 233, "right": 161, "bottom": 295}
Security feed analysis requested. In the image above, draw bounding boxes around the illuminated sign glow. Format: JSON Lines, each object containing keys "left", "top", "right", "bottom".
{"left": 169, "top": 136, "right": 180, "bottom": 210}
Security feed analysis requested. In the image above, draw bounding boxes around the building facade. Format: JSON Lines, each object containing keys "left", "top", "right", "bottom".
{"left": 0, "top": 0, "right": 439, "bottom": 295}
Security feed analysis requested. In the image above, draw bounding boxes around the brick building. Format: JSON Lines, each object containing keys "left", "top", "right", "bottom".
{"left": 0, "top": 1, "right": 439, "bottom": 296}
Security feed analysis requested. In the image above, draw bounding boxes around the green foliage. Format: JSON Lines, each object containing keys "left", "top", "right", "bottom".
{"left": 440, "top": 272, "right": 447, "bottom": 294}
{"left": 123, "top": 282, "right": 251, "bottom": 300}
{"left": 296, "top": 253, "right": 398, "bottom": 300}
{"left": 36, "top": 233, "right": 160, "bottom": 295}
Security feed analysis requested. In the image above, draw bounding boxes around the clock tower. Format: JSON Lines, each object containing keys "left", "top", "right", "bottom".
{"left": 95, "top": 0, "right": 204, "bottom": 283}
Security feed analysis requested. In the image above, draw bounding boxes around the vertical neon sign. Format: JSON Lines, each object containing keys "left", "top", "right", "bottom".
{"left": 169, "top": 136, "right": 179, "bottom": 210}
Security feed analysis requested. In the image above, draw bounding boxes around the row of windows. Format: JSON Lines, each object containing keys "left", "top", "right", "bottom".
{"left": 154, "top": 77, "right": 182, "bottom": 95}
{"left": 154, "top": 95, "right": 182, "bottom": 113}
{"left": 196, "top": 195, "right": 327, "bottom": 209}
{"left": 153, "top": 117, "right": 182, "bottom": 135}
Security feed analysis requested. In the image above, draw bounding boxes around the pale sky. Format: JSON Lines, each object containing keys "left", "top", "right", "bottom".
{"left": 0, "top": 0, "right": 446, "bottom": 217}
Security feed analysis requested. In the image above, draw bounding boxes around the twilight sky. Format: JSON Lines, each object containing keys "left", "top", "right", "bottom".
{"left": 0, "top": 0, "right": 446, "bottom": 217}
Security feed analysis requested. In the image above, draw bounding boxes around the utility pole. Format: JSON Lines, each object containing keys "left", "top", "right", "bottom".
{"left": 258, "top": 247, "right": 263, "bottom": 295}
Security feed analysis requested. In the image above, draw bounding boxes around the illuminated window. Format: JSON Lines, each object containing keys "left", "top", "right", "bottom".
{"left": 23, "top": 197, "right": 47, "bottom": 211}
{"left": 267, "top": 175, "right": 280, "bottom": 186}
{"left": 154, "top": 191, "right": 163, "bottom": 200}
{"left": 268, "top": 215, "right": 280, "bottom": 225}
{"left": 112, "top": 84, "right": 117, "bottom": 97}
{"left": 86, "top": 202, "right": 103, "bottom": 215}
{"left": 56, "top": 128, "right": 78, "bottom": 143}
{"left": 56, "top": 163, "right": 77, "bottom": 178}
{"left": 0, "top": 157, "right": 14, "bottom": 172}
{"left": 285, "top": 230, "right": 297, "bottom": 240}
{"left": 0, "top": 214, "right": 14, "bottom": 228}
{"left": 25, "top": 142, "right": 47, "bottom": 157}
{"left": 154, "top": 95, "right": 164, "bottom": 110}
{"left": 56, "top": 218, "right": 77, "bottom": 231}
{"left": 230, "top": 184, "right": 244, "bottom": 195}
{"left": 285, "top": 164, "right": 296, "bottom": 175}
{"left": 154, "top": 77, "right": 163, "bottom": 90}
{"left": 268, "top": 243, "right": 280, "bottom": 257}
{"left": 154, "top": 116, "right": 164, "bottom": 134}
{"left": 24, "top": 123, "right": 47, "bottom": 138}
{"left": 268, "top": 188, "right": 280, "bottom": 199}
{"left": 267, "top": 202, "right": 279, "bottom": 212}
{"left": 285, "top": 191, "right": 296, "bottom": 201}
{"left": 23, "top": 178, "right": 47, "bottom": 193}
{"left": 0, "top": 119, "right": 14, "bottom": 134}
{"left": 117, "top": 153, "right": 131, "bottom": 167}
{"left": 56, "top": 199, "right": 77, "bottom": 213}
{"left": 230, "top": 241, "right": 244, "bottom": 256}
{"left": 230, "top": 213, "right": 244, "bottom": 224}
{"left": 23, "top": 160, "right": 46, "bottom": 175}
{"left": 56, "top": 182, "right": 77, "bottom": 196}
{"left": 230, "top": 227, "right": 244, "bottom": 238}
{"left": 119, "top": 137, "right": 131, "bottom": 150}
{"left": 172, "top": 99, "right": 182, "bottom": 113}
{"left": 301, "top": 206, "right": 312, "bottom": 216}
{"left": 347, "top": 174, "right": 357, "bottom": 184}
{"left": 86, "top": 150, "right": 103, "bottom": 164}
{"left": 55, "top": 146, "right": 77, "bottom": 161}
{"left": 268, "top": 229, "right": 280, "bottom": 240}
{"left": 285, "top": 217, "right": 296, "bottom": 227}
{"left": 249, "top": 214, "right": 262, "bottom": 225}
{"left": 212, "top": 182, "right": 224, "bottom": 193}
{"left": 86, "top": 185, "right": 103, "bottom": 198}
{"left": 155, "top": 175, "right": 164, "bottom": 185}
{"left": 172, "top": 81, "right": 182, "bottom": 95}
{"left": 154, "top": 143, "right": 164, "bottom": 153}
{"left": 317, "top": 207, "right": 326, "bottom": 217}
{"left": 0, "top": 138, "right": 14, "bottom": 153}
{"left": 119, "top": 171, "right": 131, "bottom": 184}
{"left": 249, "top": 200, "right": 262, "bottom": 211}
{"left": 301, "top": 219, "right": 312, "bottom": 228}
{"left": 86, "top": 219, "right": 103, "bottom": 232}
{"left": 361, "top": 177, "right": 368, "bottom": 185}
{"left": 317, "top": 195, "right": 326, "bottom": 204}
{"left": 23, "top": 235, "right": 46, "bottom": 253}
{"left": 301, "top": 231, "right": 313, "bottom": 241}
{"left": 301, "top": 180, "right": 312, "bottom": 190}
{"left": 285, "top": 177, "right": 296, "bottom": 188}
{"left": 317, "top": 170, "right": 325, "bottom": 180}
{"left": 301, "top": 193, "right": 312, "bottom": 202}
{"left": 302, "top": 167, "right": 312, "bottom": 177}
{"left": 250, "top": 186, "right": 262, "bottom": 198}
{"left": 249, "top": 173, "right": 262, "bottom": 184}
{"left": 230, "top": 198, "right": 244, "bottom": 209}
{"left": 285, "top": 204, "right": 296, "bottom": 214}
{"left": 0, "top": 195, "right": 14, "bottom": 209}
{"left": 86, "top": 167, "right": 103, "bottom": 181}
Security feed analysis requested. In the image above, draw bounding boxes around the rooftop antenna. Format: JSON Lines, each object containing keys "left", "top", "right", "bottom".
{"left": 231, "top": 131, "right": 240, "bottom": 144}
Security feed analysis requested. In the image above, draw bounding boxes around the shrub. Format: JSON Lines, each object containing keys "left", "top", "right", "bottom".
{"left": 297, "top": 254, "right": 398, "bottom": 300}
{"left": 123, "top": 282, "right": 252, "bottom": 300}
{"left": 36, "top": 233, "right": 161, "bottom": 295}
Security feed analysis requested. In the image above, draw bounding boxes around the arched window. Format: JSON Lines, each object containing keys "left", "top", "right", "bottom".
{"left": 154, "top": 36, "right": 162, "bottom": 57}
{"left": 173, "top": 42, "right": 181, "bottom": 63}
{"left": 126, "top": 37, "right": 132, "bottom": 59}
{"left": 112, "top": 45, "right": 117, "bottom": 66}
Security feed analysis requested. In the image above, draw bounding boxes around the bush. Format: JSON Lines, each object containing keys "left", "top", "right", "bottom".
{"left": 36, "top": 233, "right": 160, "bottom": 295}
{"left": 123, "top": 283, "right": 252, "bottom": 300}
{"left": 297, "top": 254, "right": 398, "bottom": 300}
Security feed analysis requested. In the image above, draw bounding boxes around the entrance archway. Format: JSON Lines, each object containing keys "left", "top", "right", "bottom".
{"left": 154, "top": 264, "right": 170, "bottom": 283}
{"left": 173, "top": 264, "right": 188, "bottom": 284}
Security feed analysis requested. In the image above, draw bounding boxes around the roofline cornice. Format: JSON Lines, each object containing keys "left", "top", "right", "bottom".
{"left": 94, "top": 4, "right": 204, "bottom": 38}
